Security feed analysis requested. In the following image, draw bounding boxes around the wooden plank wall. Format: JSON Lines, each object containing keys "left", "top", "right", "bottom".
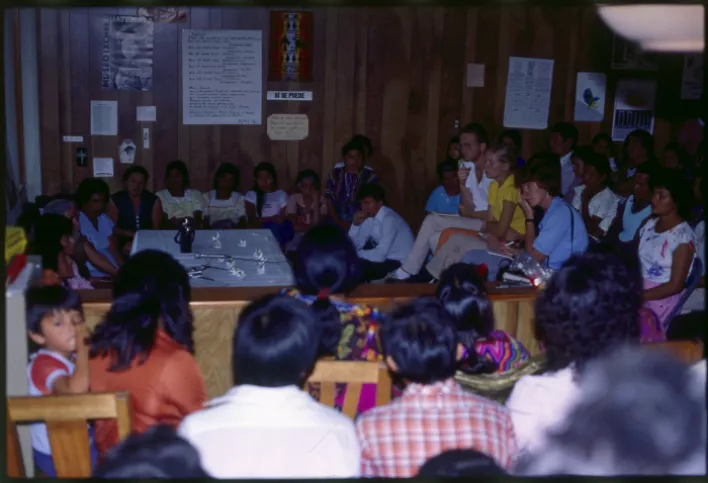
{"left": 35, "top": 6, "right": 690, "bottom": 230}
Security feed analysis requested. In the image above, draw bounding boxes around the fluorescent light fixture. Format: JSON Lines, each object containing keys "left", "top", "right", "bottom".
{"left": 597, "top": 4, "right": 704, "bottom": 52}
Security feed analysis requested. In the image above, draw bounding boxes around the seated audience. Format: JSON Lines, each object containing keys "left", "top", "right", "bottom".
{"left": 591, "top": 132, "right": 617, "bottom": 172}
{"left": 505, "top": 251, "right": 642, "bottom": 456}
{"left": 178, "top": 294, "right": 361, "bottom": 478}
{"left": 89, "top": 250, "right": 207, "bottom": 455}
{"left": 425, "top": 159, "right": 461, "bottom": 214}
{"left": 616, "top": 129, "right": 657, "bottom": 199}
{"left": 662, "top": 141, "right": 689, "bottom": 171}
{"left": 325, "top": 136, "right": 378, "bottom": 229}
{"left": 285, "top": 223, "right": 390, "bottom": 415}
{"left": 563, "top": 145, "right": 594, "bottom": 203}
{"left": 245, "top": 161, "right": 293, "bottom": 246}
{"left": 202, "top": 162, "right": 246, "bottom": 229}
{"left": 389, "top": 123, "right": 492, "bottom": 281}
{"left": 639, "top": 168, "right": 698, "bottom": 333}
{"left": 604, "top": 162, "right": 654, "bottom": 257}
{"left": 548, "top": 122, "right": 578, "bottom": 200}
{"left": 437, "top": 263, "right": 530, "bottom": 373}
{"left": 156, "top": 160, "right": 205, "bottom": 228}
{"left": 286, "top": 169, "right": 327, "bottom": 252}
{"left": 571, "top": 151, "right": 619, "bottom": 240}
{"left": 35, "top": 214, "right": 93, "bottom": 289}
{"left": 492, "top": 153, "right": 588, "bottom": 271}
{"left": 498, "top": 129, "right": 525, "bottom": 168}
{"left": 418, "top": 449, "right": 507, "bottom": 477}
{"left": 76, "top": 178, "right": 122, "bottom": 277}
{"left": 94, "top": 425, "right": 209, "bottom": 478}
{"left": 26, "top": 286, "right": 96, "bottom": 476}
{"left": 349, "top": 183, "right": 414, "bottom": 282}
{"left": 515, "top": 347, "right": 706, "bottom": 476}
{"left": 107, "top": 166, "right": 162, "bottom": 253}
{"left": 356, "top": 298, "right": 518, "bottom": 477}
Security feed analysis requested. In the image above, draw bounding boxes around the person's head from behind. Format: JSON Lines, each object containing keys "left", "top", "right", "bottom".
{"left": 294, "top": 223, "right": 361, "bottom": 354}
{"left": 447, "top": 135, "right": 461, "bottom": 161}
{"left": 26, "top": 285, "right": 84, "bottom": 357}
{"left": 662, "top": 142, "right": 686, "bottom": 169}
{"left": 437, "top": 159, "right": 460, "bottom": 196}
{"left": 649, "top": 167, "right": 694, "bottom": 222}
{"left": 515, "top": 347, "right": 706, "bottom": 476}
{"left": 35, "top": 214, "right": 76, "bottom": 273}
{"left": 459, "top": 123, "right": 489, "bottom": 163}
{"left": 624, "top": 129, "right": 655, "bottom": 164}
{"left": 570, "top": 145, "right": 594, "bottom": 180}
{"left": 498, "top": 129, "right": 522, "bottom": 153}
{"left": 535, "top": 251, "right": 641, "bottom": 373}
{"left": 233, "top": 294, "right": 320, "bottom": 387}
{"left": 515, "top": 152, "right": 562, "bottom": 208}
{"left": 418, "top": 449, "right": 507, "bottom": 477}
{"left": 93, "top": 424, "right": 209, "bottom": 478}
{"left": 341, "top": 139, "right": 367, "bottom": 174}
{"left": 164, "top": 160, "right": 190, "bottom": 193}
{"left": 43, "top": 198, "right": 79, "bottom": 231}
{"left": 483, "top": 142, "right": 517, "bottom": 181}
{"left": 75, "top": 177, "right": 110, "bottom": 217}
{"left": 591, "top": 133, "right": 614, "bottom": 158}
{"left": 123, "top": 165, "right": 150, "bottom": 198}
{"left": 381, "top": 298, "right": 460, "bottom": 385}
{"left": 549, "top": 122, "right": 578, "bottom": 156}
{"left": 295, "top": 169, "right": 321, "bottom": 197}
{"left": 581, "top": 151, "right": 612, "bottom": 192}
{"left": 89, "top": 250, "right": 194, "bottom": 371}
{"left": 633, "top": 162, "right": 654, "bottom": 204}
{"left": 213, "top": 162, "right": 240, "bottom": 193}
{"left": 356, "top": 183, "right": 386, "bottom": 218}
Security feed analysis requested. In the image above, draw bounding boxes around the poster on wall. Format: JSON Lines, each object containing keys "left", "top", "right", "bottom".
{"left": 680, "top": 54, "right": 703, "bottom": 100}
{"left": 101, "top": 15, "right": 154, "bottom": 91}
{"left": 182, "top": 30, "right": 263, "bottom": 125}
{"left": 138, "top": 7, "right": 188, "bottom": 23}
{"left": 574, "top": 72, "right": 606, "bottom": 122}
{"left": 268, "top": 11, "right": 314, "bottom": 82}
{"left": 611, "top": 35, "right": 658, "bottom": 71}
{"left": 611, "top": 79, "right": 656, "bottom": 142}
{"left": 503, "top": 57, "right": 554, "bottom": 130}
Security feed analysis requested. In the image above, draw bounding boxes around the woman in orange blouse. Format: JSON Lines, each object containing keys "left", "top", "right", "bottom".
{"left": 88, "top": 250, "right": 207, "bottom": 456}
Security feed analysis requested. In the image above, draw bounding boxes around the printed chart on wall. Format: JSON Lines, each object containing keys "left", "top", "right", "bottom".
{"left": 681, "top": 54, "right": 703, "bottom": 100}
{"left": 182, "top": 30, "right": 263, "bottom": 125}
{"left": 503, "top": 57, "right": 554, "bottom": 130}
{"left": 574, "top": 73, "right": 606, "bottom": 122}
{"left": 102, "top": 15, "right": 154, "bottom": 91}
{"left": 611, "top": 79, "right": 656, "bottom": 142}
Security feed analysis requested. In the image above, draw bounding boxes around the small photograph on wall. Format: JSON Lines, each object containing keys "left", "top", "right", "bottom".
{"left": 611, "top": 35, "right": 658, "bottom": 71}
{"left": 611, "top": 79, "right": 656, "bottom": 142}
{"left": 138, "top": 7, "right": 188, "bottom": 23}
{"left": 102, "top": 15, "right": 154, "bottom": 91}
{"left": 269, "top": 11, "right": 314, "bottom": 82}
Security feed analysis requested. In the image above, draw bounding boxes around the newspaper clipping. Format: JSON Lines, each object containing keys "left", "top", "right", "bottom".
{"left": 102, "top": 15, "right": 154, "bottom": 91}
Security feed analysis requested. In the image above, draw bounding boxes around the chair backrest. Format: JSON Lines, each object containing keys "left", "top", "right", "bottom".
{"left": 665, "top": 257, "right": 704, "bottom": 327}
{"left": 306, "top": 360, "right": 392, "bottom": 419}
{"left": 643, "top": 340, "right": 705, "bottom": 365}
{"left": 6, "top": 392, "right": 131, "bottom": 477}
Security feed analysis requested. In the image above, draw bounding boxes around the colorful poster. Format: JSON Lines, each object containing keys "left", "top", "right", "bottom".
{"left": 138, "top": 7, "right": 188, "bottom": 23}
{"left": 611, "top": 35, "right": 658, "bottom": 71}
{"left": 574, "top": 72, "right": 606, "bottom": 122}
{"left": 611, "top": 79, "right": 656, "bottom": 142}
{"left": 268, "top": 11, "right": 314, "bottom": 82}
{"left": 101, "top": 15, "right": 154, "bottom": 91}
{"left": 681, "top": 54, "right": 703, "bottom": 100}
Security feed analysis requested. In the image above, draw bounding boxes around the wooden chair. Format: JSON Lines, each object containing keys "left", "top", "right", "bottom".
{"left": 6, "top": 392, "right": 132, "bottom": 478}
{"left": 306, "top": 360, "right": 393, "bottom": 419}
{"left": 644, "top": 340, "right": 705, "bottom": 365}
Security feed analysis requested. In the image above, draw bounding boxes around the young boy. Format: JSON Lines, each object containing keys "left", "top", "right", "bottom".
{"left": 26, "top": 285, "right": 96, "bottom": 476}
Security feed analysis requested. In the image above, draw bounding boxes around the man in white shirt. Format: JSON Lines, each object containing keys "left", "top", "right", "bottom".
{"left": 389, "top": 123, "right": 492, "bottom": 281}
{"left": 550, "top": 122, "right": 578, "bottom": 200}
{"left": 349, "top": 183, "right": 414, "bottom": 282}
{"left": 178, "top": 295, "right": 361, "bottom": 479}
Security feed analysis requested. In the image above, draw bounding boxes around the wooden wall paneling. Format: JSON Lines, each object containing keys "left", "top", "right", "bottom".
{"left": 561, "top": 9, "right": 581, "bottom": 125}
{"left": 460, "top": 8, "right": 479, "bottom": 128}
{"left": 333, "top": 8, "right": 357, "bottom": 163}
{"left": 492, "top": 8, "right": 512, "bottom": 147}
{"left": 69, "top": 9, "right": 91, "bottom": 187}
{"left": 353, "top": 8, "right": 369, "bottom": 136}
{"left": 38, "top": 9, "right": 62, "bottom": 195}
{"left": 58, "top": 10, "right": 73, "bottom": 193}
{"left": 207, "top": 8, "right": 222, "bottom": 185}
{"left": 472, "top": 8, "right": 500, "bottom": 142}
{"left": 321, "top": 8, "right": 339, "bottom": 175}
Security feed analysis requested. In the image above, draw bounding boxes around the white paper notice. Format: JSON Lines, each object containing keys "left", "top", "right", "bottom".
{"left": 574, "top": 73, "right": 606, "bottom": 122}
{"left": 182, "top": 29, "right": 262, "bottom": 125}
{"left": 611, "top": 79, "right": 656, "bottom": 142}
{"left": 266, "top": 91, "right": 313, "bottom": 101}
{"left": 267, "top": 114, "right": 309, "bottom": 141}
{"left": 93, "top": 158, "right": 114, "bottom": 177}
{"left": 466, "top": 63, "right": 485, "bottom": 87}
{"left": 503, "top": 57, "right": 554, "bottom": 130}
{"left": 681, "top": 54, "right": 703, "bottom": 100}
{"left": 90, "top": 101, "right": 118, "bottom": 136}
{"left": 137, "top": 106, "right": 157, "bottom": 122}
{"left": 62, "top": 136, "right": 84, "bottom": 143}
{"left": 143, "top": 128, "right": 150, "bottom": 149}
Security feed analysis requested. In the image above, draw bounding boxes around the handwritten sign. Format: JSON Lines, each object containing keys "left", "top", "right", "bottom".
{"left": 182, "top": 30, "right": 262, "bottom": 125}
{"left": 266, "top": 91, "right": 313, "bottom": 101}
{"left": 267, "top": 114, "right": 309, "bottom": 141}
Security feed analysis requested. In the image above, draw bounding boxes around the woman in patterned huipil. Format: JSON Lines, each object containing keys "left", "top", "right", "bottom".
{"left": 324, "top": 135, "right": 378, "bottom": 230}
{"left": 283, "top": 223, "right": 396, "bottom": 415}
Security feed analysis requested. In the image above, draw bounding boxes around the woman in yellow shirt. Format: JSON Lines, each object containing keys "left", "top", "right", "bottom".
{"left": 423, "top": 142, "right": 526, "bottom": 280}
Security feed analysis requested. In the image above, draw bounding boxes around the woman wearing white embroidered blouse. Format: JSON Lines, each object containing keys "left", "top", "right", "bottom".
{"left": 505, "top": 251, "right": 642, "bottom": 456}
{"left": 202, "top": 163, "right": 246, "bottom": 229}
{"left": 571, "top": 151, "right": 618, "bottom": 240}
{"left": 155, "top": 160, "right": 206, "bottom": 228}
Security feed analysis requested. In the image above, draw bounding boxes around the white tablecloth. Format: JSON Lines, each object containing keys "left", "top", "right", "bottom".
{"left": 130, "top": 229, "right": 294, "bottom": 288}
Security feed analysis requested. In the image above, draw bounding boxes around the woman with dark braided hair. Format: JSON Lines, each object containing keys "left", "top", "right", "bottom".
{"left": 244, "top": 162, "right": 293, "bottom": 246}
